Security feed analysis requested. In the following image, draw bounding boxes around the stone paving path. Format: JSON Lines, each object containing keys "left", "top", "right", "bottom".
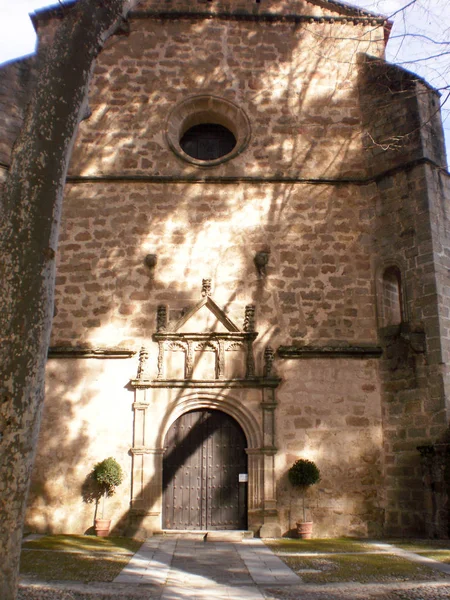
{"left": 18, "top": 536, "right": 450, "bottom": 600}
{"left": 114, "top": 536, "right": 301, "bottom": 598}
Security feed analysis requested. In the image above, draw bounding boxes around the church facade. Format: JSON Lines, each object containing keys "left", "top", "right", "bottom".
{"left": 2, "top": 0, "right": 450, "bottom": 538}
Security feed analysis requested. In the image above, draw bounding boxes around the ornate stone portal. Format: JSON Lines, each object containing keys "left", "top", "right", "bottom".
{"left": 129, "top": 283, "right": 280, "bottom": 536}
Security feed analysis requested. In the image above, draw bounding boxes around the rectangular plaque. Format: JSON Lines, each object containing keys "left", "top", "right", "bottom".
{"left": 239, "top": 473, "right": 248, "bottom": 483}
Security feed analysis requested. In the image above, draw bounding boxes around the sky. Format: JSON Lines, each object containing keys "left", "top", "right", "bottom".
{"left": 0, "top": 0, "right": 449, "bottom": 152}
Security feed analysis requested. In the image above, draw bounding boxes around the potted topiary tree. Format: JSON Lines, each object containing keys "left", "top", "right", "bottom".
{"left": 92, "top": 457, "right": 124, "bottom": 537}
{"left": 288, "top": 458, "right": 321, "bottom": 539}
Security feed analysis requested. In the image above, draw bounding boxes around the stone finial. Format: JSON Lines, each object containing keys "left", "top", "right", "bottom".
{"left": 254, "top": 250, "right": 270, "bottom": 278}
{"left": 156, "top": 305, "right": 168, "bottom": 332}
{"left": 263, "top": 346, "right": 276, "bottom": 377}
{"left": 137, "top": 346, "right": 149, "bottom": 379}
{"left": 202, "top": 278, "right": 212, "bottom": 297}
{"left": 243, "top": 304, "right": 256, "bottom": 332}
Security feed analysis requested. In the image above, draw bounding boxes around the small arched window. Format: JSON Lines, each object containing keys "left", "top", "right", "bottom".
{"left": 381, "top": 266, "right": 403, "bottom": 327}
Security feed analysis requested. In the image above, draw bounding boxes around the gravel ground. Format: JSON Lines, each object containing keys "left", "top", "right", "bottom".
{"left": 263, "top": 582, "right": 450, "bottom": 600}
{"left": 18, "top": 581, "right": 160, "bottom": 600}
{"left": 18, "top": 581, "right": 450, "bottom": 600}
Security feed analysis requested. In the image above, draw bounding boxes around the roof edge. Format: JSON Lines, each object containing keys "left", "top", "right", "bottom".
{"left": 30, "top": 0, "right": 389, "bottom": 29}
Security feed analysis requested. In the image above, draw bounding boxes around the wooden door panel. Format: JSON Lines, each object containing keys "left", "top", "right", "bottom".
{"left": 163, "top": 409, "right": 247, "bottom": 530}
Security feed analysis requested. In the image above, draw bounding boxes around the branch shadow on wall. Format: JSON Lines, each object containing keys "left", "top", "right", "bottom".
{"left": 24, "top": 10, "right": 405, "bottom": 548}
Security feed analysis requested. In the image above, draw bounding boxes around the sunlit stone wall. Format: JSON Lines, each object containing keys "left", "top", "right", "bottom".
{"left": 23, "top": 1, "right": 450, "bottom": 536}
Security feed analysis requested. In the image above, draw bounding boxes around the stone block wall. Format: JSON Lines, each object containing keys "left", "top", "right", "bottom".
{"left": 66, "top": 16, "right": 384, "bottom": 180}
{"left": 276, "top": 357, "right": 383, "bottom": 538}
{"left": 25, "top": 358, "right": 134, "bottom": 535}
{"left": 19, "top": 2, "right": 450, "bottom": 536}
{"left": 373, "top": 164, "right": 450, "bottom": 535}
{"left": 51, "top": 180, "right": 378, "bottom": 350}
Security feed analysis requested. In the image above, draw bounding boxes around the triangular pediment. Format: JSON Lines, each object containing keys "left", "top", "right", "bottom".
{"left": 170, "top": 296, "right": 240, "bottom": 334}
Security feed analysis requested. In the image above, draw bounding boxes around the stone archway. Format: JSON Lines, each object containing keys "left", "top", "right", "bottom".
{"left": 128, "top": 386, "right": 280, "bottom": 536}
{"left": 162, "top": 408, "right": 248, "bottom": 530}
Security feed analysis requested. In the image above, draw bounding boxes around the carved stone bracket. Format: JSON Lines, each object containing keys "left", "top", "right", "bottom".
{"left": 263, "top": 346, "right": 275, "bottom": 377}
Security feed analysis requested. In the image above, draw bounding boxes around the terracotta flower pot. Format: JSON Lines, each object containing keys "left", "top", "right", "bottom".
{"left": 94, "top": 518, "right": 111, "bottom": 537}
{"left": 296, "top": 521, "right": 313, "bottom": 539}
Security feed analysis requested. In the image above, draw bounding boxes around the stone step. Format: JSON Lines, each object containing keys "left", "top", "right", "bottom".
{"left": 205, "top": 530, "right": 254, "bottom": 542}
{"left": 160, "top": 529, "right": 254, "bottom": 542}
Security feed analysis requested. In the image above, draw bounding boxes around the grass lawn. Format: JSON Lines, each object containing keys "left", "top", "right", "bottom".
{"left": 392, "top": 540, "right": 450, "bottom": 564}
{"left": 22, "top": 534, "right": 141, "bottom": 554}
{"left": 265, "top": 538, "right": 375, "bottom": 554}
{"left": 265, "top": 539, "right": 450, "bottom": 584}
{"left": 20, "top": 535, "right": 142, "bottom": 582}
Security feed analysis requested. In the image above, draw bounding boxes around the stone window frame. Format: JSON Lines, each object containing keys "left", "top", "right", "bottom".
{"left": 375, "top": 260, "right": 408, "bottom": 329}
{"left": 165, "top": 95, "right": 251, "bottom": 167}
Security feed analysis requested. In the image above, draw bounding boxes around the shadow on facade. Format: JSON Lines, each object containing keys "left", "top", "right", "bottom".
{"left": 23, "top": 11, "right": 399, "bottom": 541}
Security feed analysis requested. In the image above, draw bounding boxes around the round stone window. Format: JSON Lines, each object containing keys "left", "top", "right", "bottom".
{"left": 180, "top": 123, "right": 237, "bottom": 161}
{"left": 166, "top": 95, "right": 251, "bottom": 167}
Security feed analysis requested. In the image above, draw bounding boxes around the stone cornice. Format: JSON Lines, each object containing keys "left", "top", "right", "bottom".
{"left": 3, "top": 158, "right": 447, "bottom": 183}
{"left": 277, "top": 344, "right": 382, "bottom": 359}
{"left": 130, "top": 377, "right": 281, "bottom": 389}
{"left": 130, "top": 10, "right": 386, "bottom": 27}
{"left": 61, "top": 158, "right": 450, "bottom": 185}
{"left": 153, "top": 332, "right": 258, "bottom": 342}
{"left": 48, "top": 346, "right": 135, "bottom": 358}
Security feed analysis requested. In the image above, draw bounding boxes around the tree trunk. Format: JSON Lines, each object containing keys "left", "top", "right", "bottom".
{"left": 0, "top": 2, "right": 135, "bottom": 597}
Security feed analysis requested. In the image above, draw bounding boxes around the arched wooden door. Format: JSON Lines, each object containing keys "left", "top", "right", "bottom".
{"left": 162, "top": 409, "right": 248, "bottom": 530}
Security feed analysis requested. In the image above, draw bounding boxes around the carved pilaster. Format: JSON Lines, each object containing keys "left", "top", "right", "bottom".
{"left": 246, "top": 339, "right": 255, "bottom": 378}
{"left": 218, "top": 340, "right": 225, "bottom": 379}
{"left": 186, "top": 341, "right": 194, "bottom": 379}
{"left": 157, "top": 341, "right": 164, "bottom": 379}
{"left": 246, "top": 449, "right": 264, "bottom": 511}
{"left": 130, "top": 448, "right": 164, "bottom": 520}
{"left": 261, "top": 388, "right": 277, "bottom": 512}
{"left": 262, "top": 388, "right": 277, "bottom": 447}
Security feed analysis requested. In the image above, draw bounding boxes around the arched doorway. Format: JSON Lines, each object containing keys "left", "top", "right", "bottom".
{"left": 162, "top": 409, "right": 248, "bottom": 530}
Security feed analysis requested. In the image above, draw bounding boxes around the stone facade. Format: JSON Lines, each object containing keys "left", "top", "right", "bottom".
{"left": 2, "top": 0, "right": 450, "bottom": 537}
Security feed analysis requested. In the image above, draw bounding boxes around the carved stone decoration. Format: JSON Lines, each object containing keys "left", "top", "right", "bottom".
{"left": 195, "top": 341, "right": 218, "bottom": 352}
{"left": 254, "top": 250, "right": 270, "bottom": 277}
{"left": 156, "top": 305, "right": 168, "bottom": 332}
{"left": 167, "top": 341, "right": 187, "bottom": 352}
{"left": 218, "top": 340, "right": 225, "bottom": 379}
{"left": 246, "top": 340, "right": 256, "bottom": 378}
{"left": 137, "top": 346, "right": 149, "bottom": 379}
{"left": 202, "top": 278, "right": 212, "bottom": 297}
{"left": 186, "top": 341, "right": 194, "bottom": 379}
{"left": 157, "top": 341, "right": 164, "bottom": 379}
{"left": 225, "top": 341, "right": 244, "bottom": 351}
{"left": 263, "top": 346, "right": 275, "bottom": 377}
{"left": 244, "top": 305, "right": 255, "bottom": 332}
